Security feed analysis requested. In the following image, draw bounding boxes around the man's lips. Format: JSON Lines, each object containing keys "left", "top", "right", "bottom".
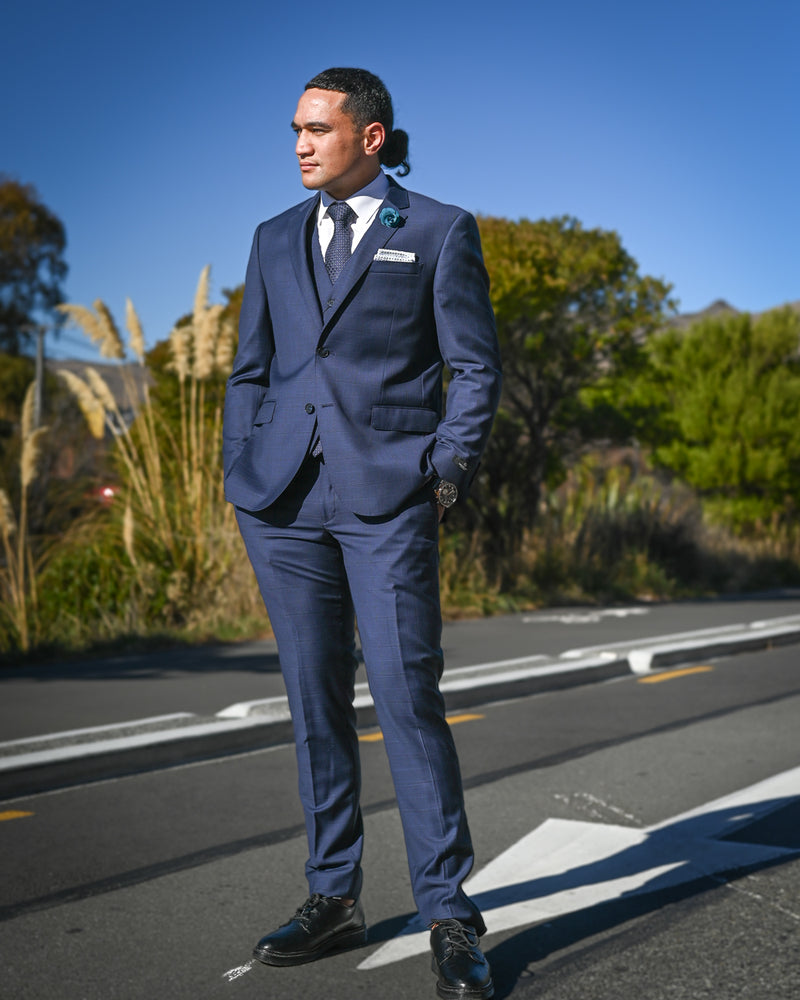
{"left": 299, "top": 162, "right": 318, "bottom": 170}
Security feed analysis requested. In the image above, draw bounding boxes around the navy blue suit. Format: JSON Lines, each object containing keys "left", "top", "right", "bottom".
{"left": 223, "top": 177, "right": 501, "bottom": 931}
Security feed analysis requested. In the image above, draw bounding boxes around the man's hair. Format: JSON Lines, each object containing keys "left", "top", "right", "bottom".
{"left": 305, "top": 67, "right": 410, "bottom": 176}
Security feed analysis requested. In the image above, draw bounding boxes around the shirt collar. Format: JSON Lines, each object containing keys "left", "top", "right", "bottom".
{"left": 319, "top": 171, "right": 390, "bottom": 219}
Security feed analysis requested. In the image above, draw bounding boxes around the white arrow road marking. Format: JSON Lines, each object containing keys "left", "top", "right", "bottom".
{"left": 358, "top": 765, "right": 800, "bottom": 970}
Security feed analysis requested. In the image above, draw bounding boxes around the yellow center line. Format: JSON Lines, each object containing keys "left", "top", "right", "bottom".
{"left": 0, "top": 810, "right": 34, "bottom": 822}
{"left": 359, "top": 712, "right": 485, "bottom": 743}
{"left": 638, "top": 665, "right": 714, "bottom": 684}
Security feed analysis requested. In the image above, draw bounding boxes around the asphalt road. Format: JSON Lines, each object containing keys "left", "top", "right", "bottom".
{"left": 3, "top": 591, "right": 800, "bottom": 739}
{"left": 1, "top": 637, "right": 798, "bottom": 999}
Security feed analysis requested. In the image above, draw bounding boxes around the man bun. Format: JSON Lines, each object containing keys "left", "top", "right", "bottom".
{"left": 380, "top": 128, "right": 410, "bottom": 176}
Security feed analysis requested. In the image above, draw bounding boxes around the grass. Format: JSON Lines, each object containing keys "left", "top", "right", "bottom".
{"left": 439, "top": 450, "right": 800, "bottom": 616}
{"left": 0, "top": 382, "right": 50, "bottom": 651}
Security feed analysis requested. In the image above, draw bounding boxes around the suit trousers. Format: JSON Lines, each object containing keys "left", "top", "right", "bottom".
{"left": 235, "top": 454, "right": 485, "bottom": 933}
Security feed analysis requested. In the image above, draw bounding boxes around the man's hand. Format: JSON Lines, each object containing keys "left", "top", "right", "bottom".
{"left": 437, "top": 503, "right": 446, "bottom": 523}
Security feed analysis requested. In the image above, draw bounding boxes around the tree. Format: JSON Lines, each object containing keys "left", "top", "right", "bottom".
{"left": 0, "top": 177, "right": 67, "bottom": 354}
{"left": 463, "top": 215, "right": 673, "bottom": 570}
{"left": 625, "top": 306, "right": 800, "bottom": 528}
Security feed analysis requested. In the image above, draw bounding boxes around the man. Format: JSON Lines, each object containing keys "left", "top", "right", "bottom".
{"left": 223, "top": 67, "right": 502, "bottom": 1000}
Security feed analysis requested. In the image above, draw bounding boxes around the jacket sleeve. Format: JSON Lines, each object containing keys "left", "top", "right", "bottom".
{"left": 430, "top": 211, "right": 502, "bottom": 497}
{"left": 222, "top": 224, "right": 274, "bottom": 475}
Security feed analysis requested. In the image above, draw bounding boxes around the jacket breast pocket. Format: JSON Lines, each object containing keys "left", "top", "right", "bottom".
{"left": 371, "top": 405, "right": 439, "bottom": 433}
{"left": 369, "top": 260, "right": 422, "bottom": 276}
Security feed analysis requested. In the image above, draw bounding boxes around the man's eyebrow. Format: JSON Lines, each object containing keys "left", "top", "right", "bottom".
{"left": 291, "top": 119, "right": 332, "bottom": 131}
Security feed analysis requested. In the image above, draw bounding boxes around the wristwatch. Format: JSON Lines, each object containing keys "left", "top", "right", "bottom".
{"left": 432, "top": 478, "right": 458, "bottom": 508}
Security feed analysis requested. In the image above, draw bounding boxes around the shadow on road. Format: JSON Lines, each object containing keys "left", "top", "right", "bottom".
{"left": 483, "top": 795, "right": 800, "bottom": 998}
{"left": 0, "top": 642, "right": 285, "bottom": 681}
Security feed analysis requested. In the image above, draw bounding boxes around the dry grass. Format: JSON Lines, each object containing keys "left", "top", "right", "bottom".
{"left": 56, "top": 268, "right": 244, "bottom": 635}
{"left": 0, "top": 382, "right": 49, "bottom": 650}
{"left": 1, "top": 269, "right": 259, "bottom": 656}
{"left": 439, "top": 450, "right": 800, "bottom": 618}
{"left": 58, "top": 301, "right": 125, "bottom": 359}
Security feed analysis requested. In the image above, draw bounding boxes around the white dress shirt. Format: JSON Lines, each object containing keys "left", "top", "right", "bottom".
{"left": 316, "top": 171, "right": 390, "bottom": 256}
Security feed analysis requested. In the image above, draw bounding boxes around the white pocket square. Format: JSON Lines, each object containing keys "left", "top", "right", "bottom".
{"left": 373, "top": 249, "right": 418, "bottom": 263}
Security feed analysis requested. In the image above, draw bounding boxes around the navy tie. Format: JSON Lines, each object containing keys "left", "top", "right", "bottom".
{"left": 325, "top": 201, "right": 356, "bottom": 283}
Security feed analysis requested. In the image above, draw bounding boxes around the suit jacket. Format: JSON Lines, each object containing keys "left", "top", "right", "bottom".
{"left": 223, "top": 178, "right": 502, "bottom": 518}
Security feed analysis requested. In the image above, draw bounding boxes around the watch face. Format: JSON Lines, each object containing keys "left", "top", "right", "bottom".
{"left": 436, "top": 480, "right": 458, "bottom": 508}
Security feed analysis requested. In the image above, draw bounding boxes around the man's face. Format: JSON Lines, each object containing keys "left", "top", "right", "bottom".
{"left": 292, "top": 88, "right": 380, "bottom": 200}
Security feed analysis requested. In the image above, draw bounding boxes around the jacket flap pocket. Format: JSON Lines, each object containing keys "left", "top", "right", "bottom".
{"left": 254, "top": 399, "right": 276, "bottom": 425}
{"left": 371, "top": 405, "right": 438, "bottom": 433}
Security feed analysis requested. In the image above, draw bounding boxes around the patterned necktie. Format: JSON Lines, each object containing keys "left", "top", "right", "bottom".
{"left": 325, "top": 201, "right": 356, "bottom": 283}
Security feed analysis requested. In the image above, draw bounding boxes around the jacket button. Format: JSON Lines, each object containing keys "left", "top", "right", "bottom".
{"left": 305, "top": 403, "right": 315, "bottom": 414}
{"left": 318, "top": 348, "right": 330, "bottom": 358}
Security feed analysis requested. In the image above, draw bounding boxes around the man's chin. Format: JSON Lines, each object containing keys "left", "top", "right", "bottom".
{"left": 299, "top": 171, "right": 324, "bottom": 191}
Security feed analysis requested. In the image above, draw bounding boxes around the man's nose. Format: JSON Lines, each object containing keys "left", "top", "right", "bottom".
{"left": 296, "top": 130, "right": 312, "bottom": 156}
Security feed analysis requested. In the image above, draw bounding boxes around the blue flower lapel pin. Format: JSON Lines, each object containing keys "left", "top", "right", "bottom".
{"left": 379, "top": 206, "right": 403, "bottom": 229}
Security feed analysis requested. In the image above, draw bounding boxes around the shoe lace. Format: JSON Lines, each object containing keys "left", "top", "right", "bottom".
{"left": 433, "top": 918, "right": 478, "bottom": 954}
{"left": 293, "top": 894, "right": 325, "bottom": 930}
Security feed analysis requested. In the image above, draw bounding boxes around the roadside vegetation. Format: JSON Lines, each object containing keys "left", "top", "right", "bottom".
{"left": 1, "top": 189, "right": 799, "bottom": 660}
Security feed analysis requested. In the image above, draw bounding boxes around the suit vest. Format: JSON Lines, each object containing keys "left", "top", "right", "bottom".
{"left": 308, "top": 213, "right": 333, "bottom": 307}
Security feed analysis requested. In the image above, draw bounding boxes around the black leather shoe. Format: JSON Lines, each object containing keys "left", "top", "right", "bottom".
{"left": 430, "top": 919, "right": 494, "bottom": 999}
{"left": 252, "top": 894, "right": 367, "bottom": 966}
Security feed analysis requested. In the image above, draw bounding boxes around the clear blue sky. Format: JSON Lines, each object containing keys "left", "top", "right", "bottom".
{"left": 3, "top": 0, "right": 798, "bottom": 360}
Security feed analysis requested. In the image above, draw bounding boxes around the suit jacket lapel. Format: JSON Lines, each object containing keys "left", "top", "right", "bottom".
{"left": 287, "top": 194, "right": 323, "bottom": 325}
{"left": 320, "top": 183, "right": 410, "bottom": 335}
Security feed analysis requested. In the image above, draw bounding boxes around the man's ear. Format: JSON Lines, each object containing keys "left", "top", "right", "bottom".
{"left": 363, "top": 121, "right": 386, "bottom": 157}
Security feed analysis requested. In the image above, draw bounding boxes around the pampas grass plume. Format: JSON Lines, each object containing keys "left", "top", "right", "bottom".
{"left": 57, "top": 303, "right": 107, "bottom": 348}
{"left": 126, "top": 299, "right": 146, "bottom": 362}
{"left": 21, "top": 382, "right": 36, "bottom": 441}
{"left": 58, "top": 301, "right": 125, "bottom": 359}
{"left": 21, "top": 427, "right": 49, "bottom": 490}
{"left": 84, "top": 367, "right": 117, "bottom": 414}
{"left": 169, "top": 324, "right": 192, "bottom": 382}
{"left": 194, "top": 303, "right": 223, "bottom": 381}
{"left": 193, "top": 265, "right": 210, "bottom": 330}
{"left": 0, "top": 488, "right": 17, "bottom": 537}
{"left": 123, "top": 500, "right": 137, "bottom": 565}
{"left": 93, "top": 300, "right": 125, "bottom": 359}
{"left": 59, "top": 369, "right": 106, "bottom": 439}
{"left": 215, "top": 317, "right": 235, "bottom": 375}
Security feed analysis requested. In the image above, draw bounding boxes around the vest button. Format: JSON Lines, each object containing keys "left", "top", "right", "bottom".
{"left": 305, "top": 403, "right": 315, "bottom": 414}
{"left": 318, "top": 348, "right": 330, "bottom": 358}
